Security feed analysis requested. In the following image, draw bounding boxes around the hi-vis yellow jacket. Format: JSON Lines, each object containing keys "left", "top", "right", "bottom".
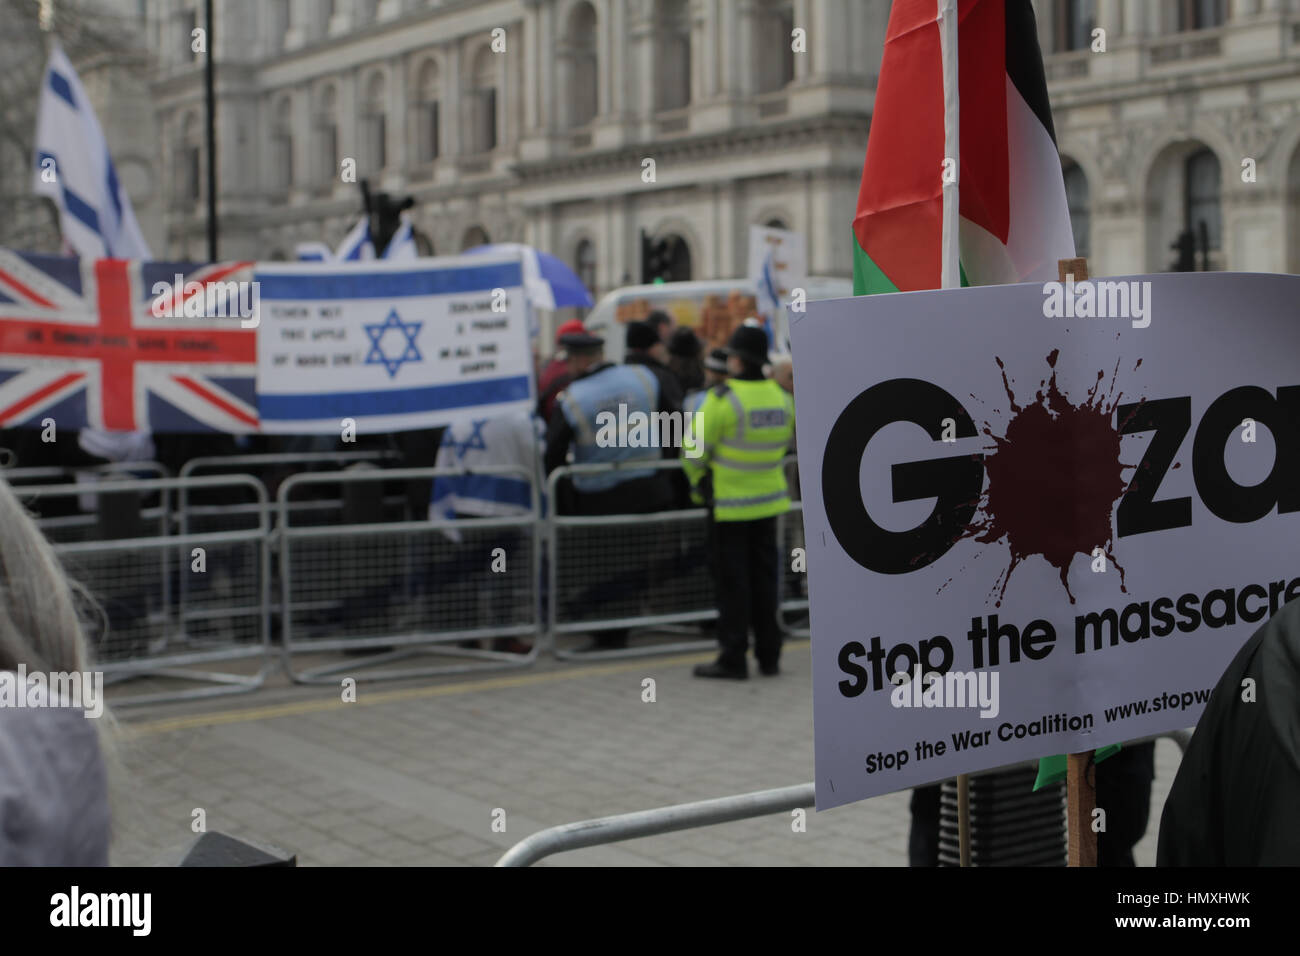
{"left": 682, "top": 378, "right": 795, "bottom": 521}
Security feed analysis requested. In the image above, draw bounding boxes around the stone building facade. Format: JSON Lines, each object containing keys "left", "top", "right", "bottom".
{"left": 13, "top": 1, "right": 1300, "bottom": 287}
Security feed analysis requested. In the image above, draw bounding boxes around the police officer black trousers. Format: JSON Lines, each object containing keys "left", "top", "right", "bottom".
{"left": 712, "top": 515, "right": 783, "bottom": 673}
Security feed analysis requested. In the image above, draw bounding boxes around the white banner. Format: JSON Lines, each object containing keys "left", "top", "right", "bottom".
{"left": 254, "top": 252, "right": 534, "bottom": 434}
{"left": 791, "top": 272, "right": 1300, "bottom": 811}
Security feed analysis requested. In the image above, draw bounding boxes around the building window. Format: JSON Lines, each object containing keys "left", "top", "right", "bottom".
{"left": 363, "top": 73, "right": 388, "bottom": 172}
{"left": 1063, "top": 161, "right": 1090, "bottom": 257}
{"left": 1185, "top": 148, "right": 1221, "bottom": 254}
{"left": 176, "top": 113, "right": 202, "bottom": 204}
{"left": 316, "top": 86, "right": 339, "bottom": 185}
{"left": 1176, "top": 0, "right": 1225, "bottom": 31}
{"left": 183, "top": 9, "right": 198, "bottom": 62}
{"left": 269, "top": 0, "right": 289, "bottom": 53}
{"left": 564, "top": 2, "right": 599, "bottom": 128}
{"left": 575, "top": 239, "right": 596, "bottom": 313}
{"left": 756, "top": 1, "right": 795, "bottom": 93}
{"left": 1054, "top": 0, "right": 1096, "bottom": 52}
{"left": 468, "top": 48, "right": 498, "bottom": 154}
{"left": 461, "top": 225, "right": 491, "bottom": 251}
{"left": 415, "top": 60, "right": 441, "bottom": 162}
{"left": 273, "top": 97, "right": 293, "bottom": 190}
{"left": 657, "top": 0, "right": 691, "bottom": 111}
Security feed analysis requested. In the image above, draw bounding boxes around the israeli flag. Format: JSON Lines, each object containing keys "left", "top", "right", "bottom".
{"left": 32, "top": 42, "right": 152, "bottom": 260}
{"left": 333, "top": 214, "right": 418, "bottom": 261}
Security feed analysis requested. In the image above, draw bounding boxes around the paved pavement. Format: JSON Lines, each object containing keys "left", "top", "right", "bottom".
{"left": 109, "top": 640, "right": 1185, "bottom": 866}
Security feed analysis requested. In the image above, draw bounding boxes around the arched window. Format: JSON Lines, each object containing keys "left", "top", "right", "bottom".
{"left": 272, "top": 96, "right": 294, "bottom": 191}
{"left": 315, "top": 85, "right": 338, "bottom": 185}
{"left": 755, "top": 1, "right": 795, "bottom": 94}
{"left": 362, "top": 72, "right": 387, "bottom": 172}
{"left": 574, "top": 238, "right": 596, "bottom": 310}
{"left": 563, "top": 2, "right": 598, "bottom": 128}
{"left": 415, "top": 59, "right": 441, "bottom": 162}
{"left": 1053, "top": 0, "right": 1096, "bottom": 52}
{"left": 467, "top": 47, "right": 498, "bottom": 154}
{"left": 1062, "top": 160, "right": 1090, "bottom": 257}
{"left": 765, "top": 217, "right": 789, "bottom": 231}
{"left": 461, "top": 225, "right": 491, "bottom": 251}
{"left": 656, "top": 0, "right": 691, "bottom": 112}
{"left": 1185, "top": 148, "right": 1221, "bottom": 257}
{"left": 1176, "top": 0, "right": 1225, "bottom": 31}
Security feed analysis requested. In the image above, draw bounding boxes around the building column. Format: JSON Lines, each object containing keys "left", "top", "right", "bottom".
{"left": 1097, "top": 0, "right": 1122, "bottom": 37}
{"left": 793, "top": 0, "right": 812, "bottom": 80}
{"left": 539, "top": 2, "right": 556, "bottom": 134}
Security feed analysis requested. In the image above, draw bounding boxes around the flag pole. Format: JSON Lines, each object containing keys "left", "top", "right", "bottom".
{"left": 937, "top": 0, "right": 970, "bottom": 868}
{"left": 204, "top": 0, "right": 218, "bottom": 262}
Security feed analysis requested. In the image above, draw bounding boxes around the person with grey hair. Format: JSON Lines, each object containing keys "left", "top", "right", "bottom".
{"left": 0, "top": 472, "right": 112, "bottom": 865}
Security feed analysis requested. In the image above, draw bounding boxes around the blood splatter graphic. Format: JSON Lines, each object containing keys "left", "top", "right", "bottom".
{"left": 961, "top": 350, "right": 1138, "bottom": 606}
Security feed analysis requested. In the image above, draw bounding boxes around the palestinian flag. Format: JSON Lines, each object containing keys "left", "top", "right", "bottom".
{"left": 853, "top": 0, "right": 1075, "bottom": 294}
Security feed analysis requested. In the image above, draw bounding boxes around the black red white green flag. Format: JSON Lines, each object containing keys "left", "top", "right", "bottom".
{"left": 853, "top": 0, "right": 1075, "bottom": 294}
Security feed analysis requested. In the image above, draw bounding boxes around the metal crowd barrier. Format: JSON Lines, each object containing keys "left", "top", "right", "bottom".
{"left": 179, "top": 450, "right": 402, "bottom": 532}
{"left": 277, "top": 464, "right": 541, "bottom": 683}
{"left": 496, "top": 730, "right": 1194, "bottom": 867}
{"left": 16, "top": 475, "right": 271, "bottom": 707}
{"left": 546, "top": 459, "right": 718, "bottom": 660}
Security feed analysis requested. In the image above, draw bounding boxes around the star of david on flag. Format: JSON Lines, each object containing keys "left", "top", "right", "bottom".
{"left": 364, "top": 308, "right": 422, "bottom": 378}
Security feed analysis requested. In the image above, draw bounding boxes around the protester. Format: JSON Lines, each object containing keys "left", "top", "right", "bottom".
{"left": 684, "top": 348, "right": 729, "bottom": 416}
{"left": 429, "top": 411, "right": 542, "bottom": 655}
{"left": 623, "top": 320, "right": 683, "bottom": 440}
{"left": 544, "top": 329, "right": 674, "bottom": 651}
{"left": 1157, "top": 599, "right": 1300, "bottom": 865}
{"left": 0, "top": 474, "right": 111, "bottom": 865}
{"left": 537, "top": 319, "right": 588, "bottom": 423}
{"left": 667, "top": 327, "right": 704, "bottom": 395}
{"left": 684, "top": 320, "right": 794, "bottom": 678}
{"left": 646, "top": 309, "right": 674, "bottom": 346}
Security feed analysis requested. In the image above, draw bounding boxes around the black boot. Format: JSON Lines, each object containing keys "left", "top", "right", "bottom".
{"left": 693, "top": 659, "right": 748, "bottom": 680}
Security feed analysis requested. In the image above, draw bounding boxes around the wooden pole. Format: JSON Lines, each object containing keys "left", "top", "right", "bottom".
{"left": 1058, "top": 255, "right": 1097, "bottom": 868}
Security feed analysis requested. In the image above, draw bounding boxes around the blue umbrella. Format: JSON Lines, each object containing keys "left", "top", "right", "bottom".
{"left": 464, "top": 243, "right": 594, "bottom": 310}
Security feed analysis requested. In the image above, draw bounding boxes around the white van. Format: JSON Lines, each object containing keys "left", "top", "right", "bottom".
{"left": 581, "top": 276, "right": 853, "bottom": 364}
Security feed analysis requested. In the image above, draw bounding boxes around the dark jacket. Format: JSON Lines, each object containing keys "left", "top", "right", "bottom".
{"left": 1156, "top": 598, "right": 1300, "bottom": 865}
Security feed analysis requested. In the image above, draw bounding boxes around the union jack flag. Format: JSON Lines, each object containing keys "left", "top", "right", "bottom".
{"left": 0, "top": 250, "right": 258, "bottom": 432}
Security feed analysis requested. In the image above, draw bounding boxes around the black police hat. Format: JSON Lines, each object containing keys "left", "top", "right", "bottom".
{"left": 725, "top": 320, "right": 769, "bottom": 367}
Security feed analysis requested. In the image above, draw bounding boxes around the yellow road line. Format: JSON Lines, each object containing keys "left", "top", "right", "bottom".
{"left": 125, "top": 650, "right": 716, "bottom": 737}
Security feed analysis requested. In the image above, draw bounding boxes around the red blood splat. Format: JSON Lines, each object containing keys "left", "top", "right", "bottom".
{"left": 961, "top": 352, "right": 1139, "bottom": 606}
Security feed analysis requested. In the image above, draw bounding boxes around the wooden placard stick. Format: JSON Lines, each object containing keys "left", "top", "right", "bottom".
{"left": 1058, "top": 255, "right": 1097, "bottom": 868}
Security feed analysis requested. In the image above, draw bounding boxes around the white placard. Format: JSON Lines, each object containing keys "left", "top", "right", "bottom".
{"left": 791, "top": 272, "right": 1300, "bottom": 810}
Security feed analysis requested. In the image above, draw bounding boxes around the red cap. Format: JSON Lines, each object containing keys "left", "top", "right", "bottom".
{"left": 556, "top": 319, "right": 587, "bottom": 343}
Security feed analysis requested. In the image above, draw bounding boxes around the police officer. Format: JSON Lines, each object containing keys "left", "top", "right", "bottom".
{"left": 685, "top": 348, "right": 729, "bottom": 416}
{"left": 684, "top": 321, "right": 795, "bottom": 678}
{"left": 544, "top": 328, "right": 675, "bottom": 650}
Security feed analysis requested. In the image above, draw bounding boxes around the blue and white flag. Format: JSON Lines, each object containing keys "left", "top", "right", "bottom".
{"left": 32, "top": 42, "right": 152, "bottom": 261}
{"left": 254, "top": 252, "right": 535, "bottom": 434}
{"left": 333, "top": 214, "right": 418, "bottom": 262}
